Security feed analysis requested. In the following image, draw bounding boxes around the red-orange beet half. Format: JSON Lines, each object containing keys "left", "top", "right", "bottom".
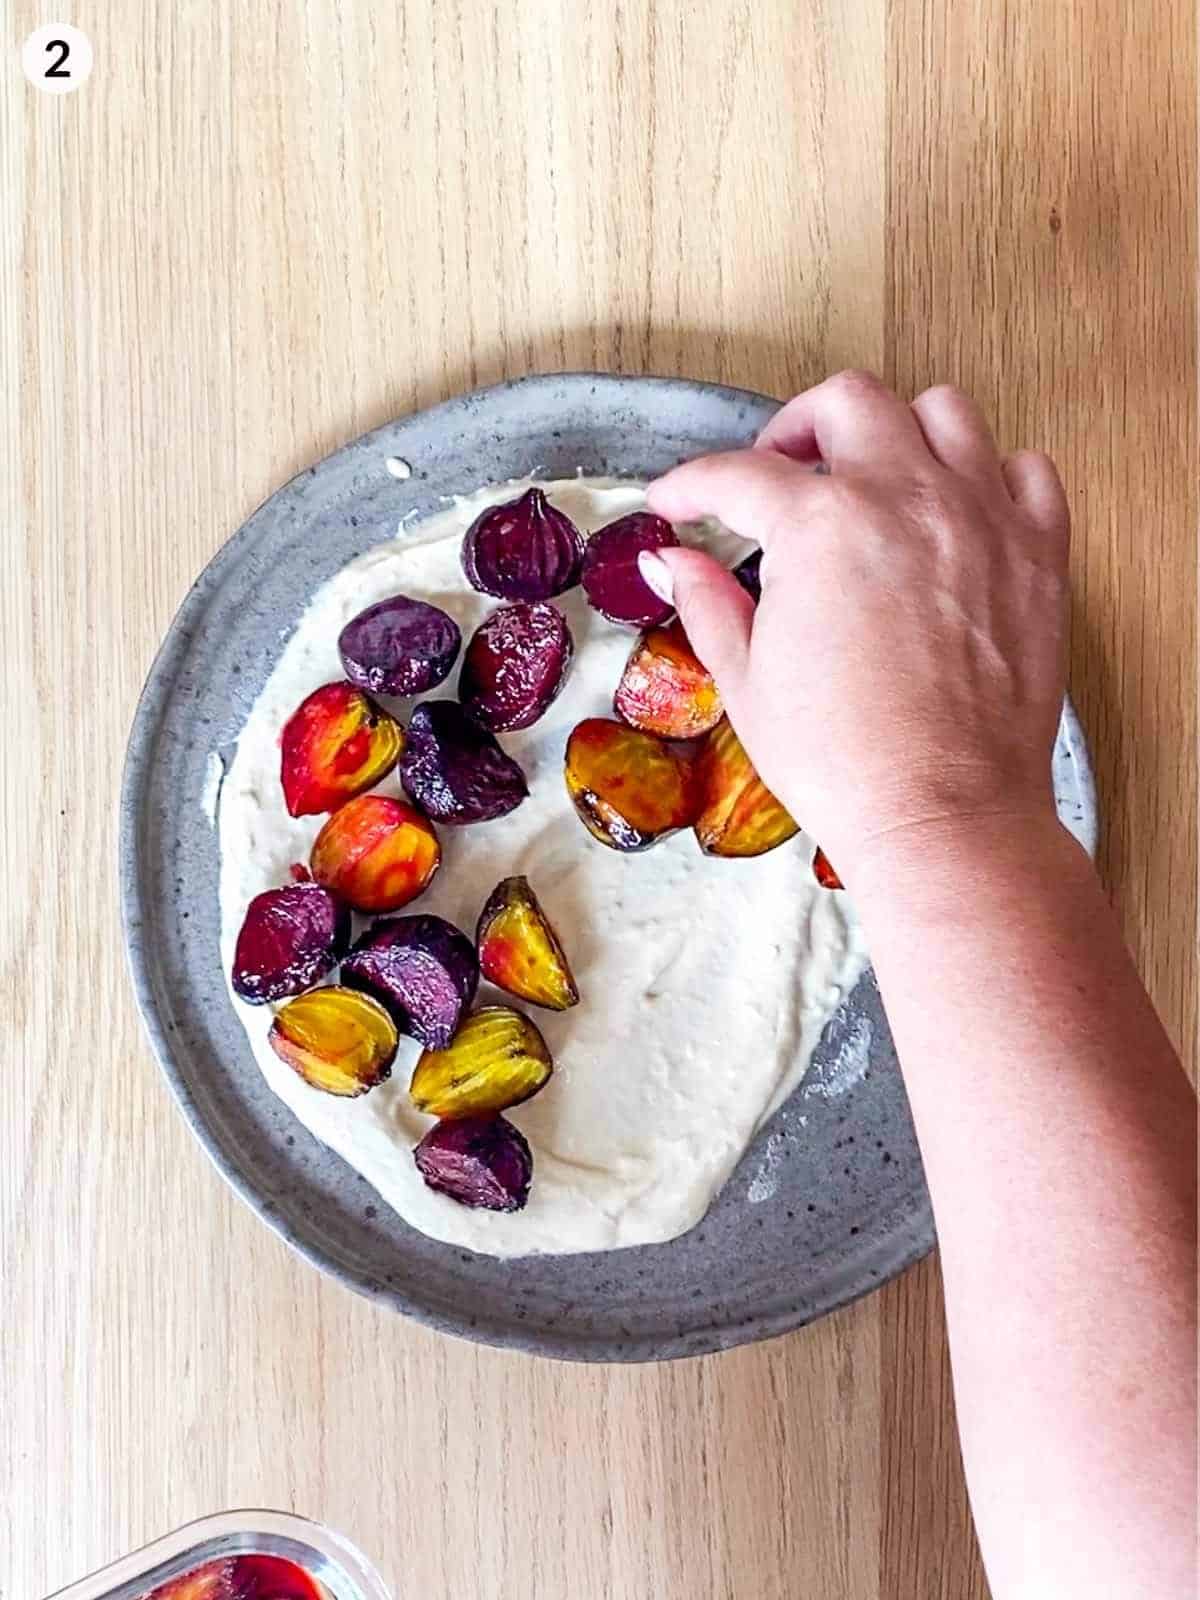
{"left": 812, "top": 846, "right": 844, "bottom": 890}
{"left": 279, "top": 680, "right": 403, "bottom": 817}
{"left": 564, "top": 717, "right": 699, "bottom": 851}
{"left": 693, "top": 718, "right": 798, "bottom": 858}
{"left": 309, "top": 793, "right": 441, "bottom": 913}
{"left": 613, "top": 618, "right": 723, "bottom": 739}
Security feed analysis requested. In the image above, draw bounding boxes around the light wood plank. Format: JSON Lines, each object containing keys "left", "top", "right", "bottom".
{"left": 881, "top": 3, "right": 1195, "bottom": 1594}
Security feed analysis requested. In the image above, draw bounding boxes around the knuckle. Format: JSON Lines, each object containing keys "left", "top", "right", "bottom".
{"left": 915, "top": 382, "right": 969, "bottom": 412}
{"left": 1024, "top": 553, "right": 1068, "bottom": 608}
{"left": 829, "top": 367, "right": 885, "bottom": 400}
{"left": 896, "top": 473, "right": 953, "bottom": 522}
{"left": 695, "top": 447, "right": 757, "bottom": 494}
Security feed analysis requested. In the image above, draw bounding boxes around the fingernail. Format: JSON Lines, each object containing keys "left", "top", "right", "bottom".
{"left": 637, "top": 549, "right": 675, "bottom": 604}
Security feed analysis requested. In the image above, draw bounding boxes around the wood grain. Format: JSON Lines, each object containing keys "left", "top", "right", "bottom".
{"left": 1, "top": 3, "right": 1193, "bottom": 1597}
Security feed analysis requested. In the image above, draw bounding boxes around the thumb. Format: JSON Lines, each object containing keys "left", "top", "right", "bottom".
{"left": 637, "top": 546, "right": 755, "bottom": 694}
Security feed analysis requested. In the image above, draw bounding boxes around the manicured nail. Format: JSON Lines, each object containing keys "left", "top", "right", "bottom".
{"left": 637, "top": 549, "right": 675, "bottom": 604}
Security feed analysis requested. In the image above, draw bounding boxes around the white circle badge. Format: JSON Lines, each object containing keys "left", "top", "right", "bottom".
{"left": 22, "top": 24, "right": 92, "bottom": 95}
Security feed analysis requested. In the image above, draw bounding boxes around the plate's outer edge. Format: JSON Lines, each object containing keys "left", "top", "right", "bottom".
{"left": 120, "top": 371, "right": 1097, "bottom": 1363}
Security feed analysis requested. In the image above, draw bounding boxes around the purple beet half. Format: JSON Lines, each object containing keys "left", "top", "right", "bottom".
{"left": 413, "top": 1114, "right": 533, "bottom": 1212}
{"left": 399, "top": 700, "right": 529, "bottom": 824}
{"left": 732, "top": 548, "right": 762, "bottom": 602}
{"left": 231, "top": 882, "right": 351, "bottom": 1004}
{"left": 459, "top": 601, "right": 574, "bottom": 732}
{"left": 580, "top": 512, "right": 680, "bottom": 628}
{"left": 341, "top": 914, "right": 479, "bottom": 1049}
{"left": 338, "top": 593, "right": 461, "bottom": 697}
{"left": 461, "top": 488, "right": 583, "bottom": 601}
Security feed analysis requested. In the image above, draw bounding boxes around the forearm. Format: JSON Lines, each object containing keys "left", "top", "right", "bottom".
{"left": 649, "top": 375, "right": 1193, "bottom": 1589}
{"left": 850, "top": 816, "right": 1197, "bottom": 1600}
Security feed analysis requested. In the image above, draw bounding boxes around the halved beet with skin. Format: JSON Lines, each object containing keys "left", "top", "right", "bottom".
{"left": 149, "top": 1554, "right": 324, "bottom": 1600}
{"left": 231, "top": 882, "right": 351, "bottom": 1004}
{"left": 565, "top": 717, "right": 700, "bottom": 851}
{"left": 146, "top": 1559, "right": 236, "bottom": 1600}
{"left": 477, "top": 875, "right": 579, "bottom": 1011}
{"left": 279, "top": 681, "right": 404, "bottom": 818}
{"left": 338, "top": 594, "right": 461, "bottom": 697}
{"left": 580, "top": 512, "right": 679, "bottom": 627}
{"left": 269, "top": 986, "right": 398, "bottom": 1097}
{"left": 459, "top": 602, "right": 574, "bottom": 732}
{"left": 812, "top": 846, "right": 844, "bottom": 890}
{"left": 342, "top": 914, "right": 479, "bottom": 1049}
{"left": 613, "top": 618, "right": 723, "bottom": 739}
{"left": 414, "top": 1114, "right": 533, "bottom": 1212}
{"left": 309, "top": 793, "right": 441, "bottom": 912}
{"left": 409, "top": 1006, "right": 552, "bottom": 1118}
{"left": 400, "top": 701, "right": 528, "bottom": 824}
{"left": 226, "top": 1557, "right": 326, "bottom": 1600}
{"left": 462, "top": 488, "right": 583, "bottom": 601}
{"left": 694, "top": 717, "right": 799, "bottom": 857}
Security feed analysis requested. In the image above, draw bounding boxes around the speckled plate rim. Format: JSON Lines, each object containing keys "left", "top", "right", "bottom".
{"left": 119, "top": 372, "right": 1097, "bottom": 1362}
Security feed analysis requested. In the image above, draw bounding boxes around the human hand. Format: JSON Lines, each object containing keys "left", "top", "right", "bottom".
{"left": 640, "top": 371, "right": 1071, "bottom": 885}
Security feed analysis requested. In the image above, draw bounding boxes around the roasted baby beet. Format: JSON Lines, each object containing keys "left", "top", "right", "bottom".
{"left": 461, "top": 488, "right": 583, "bottom": 600}
{"left": 459, "top": 601, "right": 574, "bottom": 732}
{"left": 564, "top": 717, "right": 699, "bottom": 851}
{"left": 613, "top": 618, "right": 723, "bottom": 739}
{"left": 150, "top": 1556, "right": 325, "bottom": 1600}
{"left": 409, "top": 1005, "right": 552, "bottom": 1118}
{"left": 694, "top": 718, "right": 799, "bottom": 857}
{"left": 338, "top": 593, "right": 461, "bottom": 697}
{"left": 476, "top": 876, "right": 579, "bottom": 1011}
{"left": 147, "top": 1562, "right": 235, "bottom": 1600}
{"left": 279, "top": 681, "right": 404, "bottom": 817}
{"left": 342, "top": 914, "right": 479, "bottom": 1048}
{"left": 732, "top": 548, "right": 763, "bottom": 601}
{"left": 269, "top": 986, "right": 397, "bottom": 1097}
{"left": 812, "top": 846, "right": 845, "bottom": 890}
{"left": 231, "top": 882, "right": 350, "bottom": 1004}
{"left": 400, "top": 700, "right": 528, "bottom": 823}
{"left": 580, "top": 512, "right": 679, "bottom": 627}
{"left": 310, "top": 793, "right": 441, "bottom": 912}
{"left": 414, "top": 1114, "right": 533, "bottom": 1212}
{"left": 229, "top": 1557, "right": 327, "bottom": 1600}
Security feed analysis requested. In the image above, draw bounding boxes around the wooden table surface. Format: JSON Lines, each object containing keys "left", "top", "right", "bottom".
{"left": 2, "top": 3, "right": 1194, "bottom": 1597}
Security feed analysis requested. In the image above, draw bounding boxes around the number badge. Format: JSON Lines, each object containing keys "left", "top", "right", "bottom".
{"left": 21, "top": 23, "right": 93, "bottom": 95}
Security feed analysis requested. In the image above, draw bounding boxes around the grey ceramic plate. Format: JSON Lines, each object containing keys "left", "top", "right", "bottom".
{"left": 120, "top": 373, "right": 1097, "bottom": 1362}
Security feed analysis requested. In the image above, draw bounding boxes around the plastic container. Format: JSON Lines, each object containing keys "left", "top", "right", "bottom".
{"left": 45, "top": 1511, "right": 391, "bottom": 1600}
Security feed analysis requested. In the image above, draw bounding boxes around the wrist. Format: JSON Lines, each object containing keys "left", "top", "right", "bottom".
{"left": 842, "top": 807, "right": 1089, "bottom": 923}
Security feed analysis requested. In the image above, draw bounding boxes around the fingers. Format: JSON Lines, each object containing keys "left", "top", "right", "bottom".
{"left": 647, "top": 446, "right": 828, "bottom": 547}
{"left": 755, "top": 369, "right": 929, "bottom": 472}
{"left": 639, "top": 546, "right": 755, "bottom": 692}
{"left": 1001, "top": 450, "right": 1070, "bottom": 544}
{"left": 910, "top": 385, "right": 1005, "bottom": 485}
{"left": 753, "top": 398, "right": 824, "bottom": 468}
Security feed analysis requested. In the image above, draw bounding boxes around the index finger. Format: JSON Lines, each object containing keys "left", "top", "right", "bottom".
{"left": 646, "top": 446, "right": 830, "bottom": 545}
{"left": 755, "top": 369, "right": 930, "bottom": 472}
